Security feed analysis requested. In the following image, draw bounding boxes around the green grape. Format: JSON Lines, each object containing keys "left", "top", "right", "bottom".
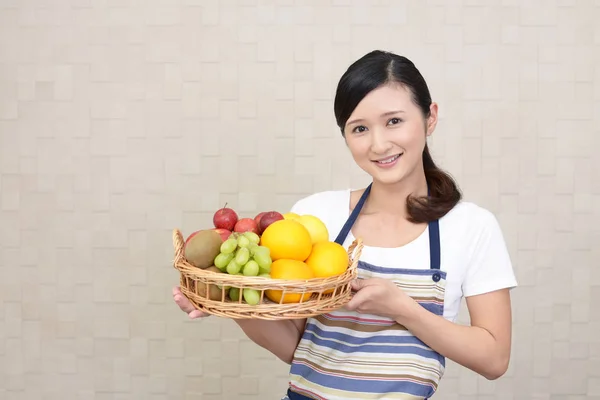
{"left": 253, "top": 246, "right": 272, "bottom": 272}
{"left": 259, "top": 265, "right": 271, "bottom": 274}
{"left": 226, "top": 259, "right": 242, "bottom": 275}
{"left": 243, "top": 289, "right": 261, "bottom": 305}
{"left": 258, "top": 273, "right": 270, "bottom": 278}
{"left": 242, "top": 260, "right": 260, "bottom": 276}
{"left": 252, "top": 245, "right": 270, "bottom": 259}
{"left": 214, "top": 252, "right": 234, "bottom": 270}
{"left": 248, "top": 243, "right": 259, "bottom": 256}
{"left": 229, "top": 287, "right": 240, "bottom": 302}
{"left": 237, "top": 235, "right": 251, "bottom": 248}
{"left": 220, "top": 238, "right": 238, "bottom": 254}
{"left": 243, "top": 231, "right": 260, "bottom": 245}
{"left": 227, "top": 232, "right": 238, "bottom": 242}
{"left": 235, "top": 247, "right": 250, "bottom": 266}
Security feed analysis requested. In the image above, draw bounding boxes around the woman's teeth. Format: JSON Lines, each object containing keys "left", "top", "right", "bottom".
{"left": 376, "top": 154, "right": 400, "bottom": 164}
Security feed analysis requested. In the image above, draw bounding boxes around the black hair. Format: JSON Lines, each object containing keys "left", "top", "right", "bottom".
{"left": 334, "top": 50, "right": 462, "bottom": 223}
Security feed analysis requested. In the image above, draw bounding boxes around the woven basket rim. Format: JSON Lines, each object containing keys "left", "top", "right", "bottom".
{"left": 171, "top": 227, "right": 363, "bottom": 319}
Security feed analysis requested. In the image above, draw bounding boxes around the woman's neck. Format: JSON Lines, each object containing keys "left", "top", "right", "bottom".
{"left": 363, "top": 173, "right": 428, "bottom": 218}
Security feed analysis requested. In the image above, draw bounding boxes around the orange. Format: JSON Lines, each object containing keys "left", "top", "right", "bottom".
{"left": 265, "top": 259, "right": 315, "bottom": 303}
{"left": 296, "top": 215, "right": 329, "bottom": 244}
{"left": 305, "top": 241, "right": 350, "bottom": 294}
{"left": 260, "top": 219, "right": 312, "bottom": 261}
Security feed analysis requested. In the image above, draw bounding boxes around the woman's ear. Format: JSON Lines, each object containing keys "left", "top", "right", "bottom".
{"left": 426, "top": 102, "right": 439, "bottom": 136}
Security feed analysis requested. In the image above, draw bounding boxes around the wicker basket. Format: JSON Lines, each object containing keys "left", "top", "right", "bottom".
{"left": 172, "top": 228, "right": 363, "bottom": 320}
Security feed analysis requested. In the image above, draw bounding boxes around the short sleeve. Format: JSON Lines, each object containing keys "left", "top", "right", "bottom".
{"left": 462, "top": 211, "right": 518, "bottom": 297}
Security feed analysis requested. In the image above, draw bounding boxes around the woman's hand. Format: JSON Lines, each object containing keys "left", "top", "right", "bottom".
{"left": 172, "top": 286, "right": 209, "bottom": 319}
{"left": 344, "top": 278, "right": 418, "bottom": 320}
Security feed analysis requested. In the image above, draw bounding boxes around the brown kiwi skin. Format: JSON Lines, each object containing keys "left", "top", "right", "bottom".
{"left": 196, "top": 266, "right": 229, "bottom": 301}
{"left": 184, "top": 230, "right": 223, "bottom": 269}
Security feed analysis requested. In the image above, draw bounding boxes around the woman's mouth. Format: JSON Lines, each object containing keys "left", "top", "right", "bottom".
{"left": 373, "top": 154, "right": 402, "bottom": 168}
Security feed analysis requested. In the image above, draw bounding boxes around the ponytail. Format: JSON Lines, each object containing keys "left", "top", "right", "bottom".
{"left": 406, "top": 144, "right": 462, "bottom": 223}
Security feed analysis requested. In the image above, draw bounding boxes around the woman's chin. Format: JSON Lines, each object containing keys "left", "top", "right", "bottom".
{"left": 368, "top": 169, "right": 406, "bottom": 185}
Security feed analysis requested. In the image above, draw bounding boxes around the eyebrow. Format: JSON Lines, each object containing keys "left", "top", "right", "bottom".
{"left": 346, "top": 110, "right": 405, "bottom": 126}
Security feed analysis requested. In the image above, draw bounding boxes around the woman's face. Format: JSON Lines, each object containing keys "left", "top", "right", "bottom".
{"left": 343, "top": 83, "right": 438, "bottom": 186}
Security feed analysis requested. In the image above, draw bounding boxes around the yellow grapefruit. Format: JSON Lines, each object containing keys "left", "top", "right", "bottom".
{"left": 283, "top": 212, "right": 300, "bottom": 220}
{"left": 305, "top": 241, "right": 350, "bottom": 294}
{"left": 260, "top": 219, "right": 312, "bottom": 261}
{"left": 265, "top": 259, "right": 315, "bottom": 303}
{"left": 296, "top": 214, "right": 329, "bottom": 244}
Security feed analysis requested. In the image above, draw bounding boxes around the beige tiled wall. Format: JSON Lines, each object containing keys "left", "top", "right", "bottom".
{"left": 0, "top": 1, "right": 598, "bottom": 399}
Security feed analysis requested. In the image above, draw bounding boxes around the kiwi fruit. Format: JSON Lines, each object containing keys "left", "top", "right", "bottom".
{"left": 184, "top": 230, "right": 223, "bottom": 269}
{"left": 196, "top": 266, "right": 228, "bottom": 301}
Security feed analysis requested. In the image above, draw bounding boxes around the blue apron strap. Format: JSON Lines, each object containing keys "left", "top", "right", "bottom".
{"left": 428, "top": 219, "right": 441, "bottom": 270}
{"left": 426, "top": 185, "right": 441, "bottom": 270}
{"left": 334, "top": 183, "right": 371, "bottom": 245}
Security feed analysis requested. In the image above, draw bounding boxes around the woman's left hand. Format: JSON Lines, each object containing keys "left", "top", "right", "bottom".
{"left": 344, "top": 278, "right": 416, "bottom": 321}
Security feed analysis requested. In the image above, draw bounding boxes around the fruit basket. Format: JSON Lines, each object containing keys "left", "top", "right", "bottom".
{"left": 172, "top": 219, "right": 363, "bottom": 320}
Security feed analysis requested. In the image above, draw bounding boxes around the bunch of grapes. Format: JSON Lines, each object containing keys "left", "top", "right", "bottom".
{"left": 213, "top": 231, "right": 273, "bottom": 305}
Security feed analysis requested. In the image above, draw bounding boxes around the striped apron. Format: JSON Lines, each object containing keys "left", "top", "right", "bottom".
{"left": 282, "top": 183, "right": 447, "bottom": 400}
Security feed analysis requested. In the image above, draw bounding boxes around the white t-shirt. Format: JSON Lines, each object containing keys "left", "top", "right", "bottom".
{"left": 290, "top": 189, "right": 518, "bottom": 322}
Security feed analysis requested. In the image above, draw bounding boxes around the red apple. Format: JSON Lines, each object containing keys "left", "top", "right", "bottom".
{"left": 213, "top": 205, "right": 238, "bottom": 231}
{"left": 213, "top": 228, "right": 232, "bottom": 242}
{"left": 254, "top": 211, "right": 267, "bottom": 230}
{"left": 234, "top": 218, "right": 259, "bottom": 234}
{"left": 259, "top": 211, "right": 284, "bottom": 233}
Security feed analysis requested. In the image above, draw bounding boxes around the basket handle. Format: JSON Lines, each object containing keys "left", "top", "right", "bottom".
{"left": 172, "top": 229, "right": 185, "bottom": 265}
{"left": 347, "top": 238, "right": 363, "bottom": 263}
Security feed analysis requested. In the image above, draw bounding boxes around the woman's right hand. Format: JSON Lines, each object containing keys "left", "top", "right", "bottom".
{"left": 173, "top": 286, "right": 209, "bottom": 319}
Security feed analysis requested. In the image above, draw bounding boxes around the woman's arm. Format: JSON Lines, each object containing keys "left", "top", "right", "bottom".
{"left": 397, "top": 288, "right": 513, "bottom": 380}
{"left": 346, "top": 278, "right": 514, "bottom": 380}
{"left": 395, "top": 209, "right": 516, "bottom": 380}
{"left": 234, "top": 318, "right": 306, "bottom": 364}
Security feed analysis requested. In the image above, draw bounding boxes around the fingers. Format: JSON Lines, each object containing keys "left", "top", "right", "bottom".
{"left": 173, "top": 286, "right": 211, "bottom": 319}
{"left": 345, "top": 290, "right": 368, "bottom": 311}
{"left": 173, "top": 286, "right": 202, "bottom": 315}
{"left": 351, "top": 278, "right": 378, "bottom": 291}
{"left": 188, "top": 310, "right": 206, "bottom": 319}
{"left": 352, "top": 278, "right": 388, "bottom": 293}
{"left": 351, "top": 280, "right": 362, "bottom": 291}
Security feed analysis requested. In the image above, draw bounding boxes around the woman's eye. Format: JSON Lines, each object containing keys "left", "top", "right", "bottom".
{"left": 388, "top": 118, "right": 401, "bottom": 125}
{"left": 352, "top": 126, "right": 367, "bottom": 133}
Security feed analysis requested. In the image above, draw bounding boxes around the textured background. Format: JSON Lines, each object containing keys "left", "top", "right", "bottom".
{"left": 0, "top": 0, "right": 599, "bottom": 399}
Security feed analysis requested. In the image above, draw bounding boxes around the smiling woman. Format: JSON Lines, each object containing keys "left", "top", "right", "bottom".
{"left": 280, "top": 51, "right": 517, "bottom": 400}
{"left": 335, "top": 52, "right": 462, "bottom": 224}
{"left": 173, "top": 50, "right": 518, "bottom": 400}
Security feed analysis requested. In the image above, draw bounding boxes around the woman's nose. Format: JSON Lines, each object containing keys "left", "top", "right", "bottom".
{"left": 370, "top": 129, "right": 392, "bottom": 154}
